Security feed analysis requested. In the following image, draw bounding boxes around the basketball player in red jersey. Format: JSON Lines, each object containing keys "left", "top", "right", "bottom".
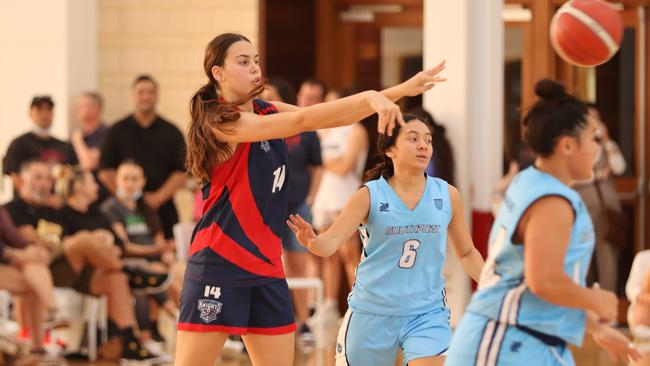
{"left": 174, "top": 33, "right": 446, "bottom": 366}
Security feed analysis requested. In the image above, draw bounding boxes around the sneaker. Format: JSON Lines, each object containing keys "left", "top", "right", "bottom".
{"left": 221, "top": 337, "right": 244, "bottom": 359}
{"left": 120, "top": 339, "right": 166, "bottom": 366}
{"left": 123, "top": 266, "right": 173, "bottom": 295}
{"left": 296, "top": 323, "right": 316, "bottom": 351}
{"left": 31, "top": 347, "right": 64, "bottom": 366}
{"left": 307, "top": 303, "right": 340, "bottom": 329}
{"left": 149, "top": 326, "right": 166, "bottom": 344}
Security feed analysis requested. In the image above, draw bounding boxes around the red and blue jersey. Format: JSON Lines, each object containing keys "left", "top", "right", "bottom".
{"left": 185, "top": 99, "right": 289, "bottom": 286}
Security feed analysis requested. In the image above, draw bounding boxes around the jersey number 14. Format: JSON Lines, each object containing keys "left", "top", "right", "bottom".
{"left": 272, "top": 165, "right": 286, "bottom": 193}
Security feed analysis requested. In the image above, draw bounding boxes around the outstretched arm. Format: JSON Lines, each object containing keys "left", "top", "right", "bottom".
{"left": 220, "top": 62, "right": 447, "bottom": 143}
{"left": 287, "top": 187, "right": 370, "bottom": 257}
{"left": 446, "top": 185, "right": 484, "bottom": 282}
{"left": 215, "top": 90, "right": 402, "bottom": 143}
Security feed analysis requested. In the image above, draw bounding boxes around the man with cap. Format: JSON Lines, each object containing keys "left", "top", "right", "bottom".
{"left": 3, "top": 95, "right": 78, "bottom": 188}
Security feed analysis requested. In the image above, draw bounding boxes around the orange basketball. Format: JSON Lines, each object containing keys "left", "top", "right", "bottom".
{"left": 550, "top": 0, "right": 623, "bottom": 67}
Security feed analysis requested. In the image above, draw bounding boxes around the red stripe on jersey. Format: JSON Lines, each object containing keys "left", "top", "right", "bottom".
{"left": 202, "top": 143, "right": 249, "bottom": 216}
{"left": 225, "top": 145, "right": 283, "bottom": 261}
{"left": 189, "top": 222, "right": 284, "bottom": 278}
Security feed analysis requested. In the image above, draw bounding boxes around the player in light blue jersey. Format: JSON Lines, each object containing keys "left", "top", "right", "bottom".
{"left": 445, "top": 79, "right": 641, "bottom": 366}
{"left": 288, "top": 114, "right": 485, "bottom": 366}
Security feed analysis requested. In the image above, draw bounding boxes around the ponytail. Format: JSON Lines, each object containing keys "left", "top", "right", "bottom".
{"left": 185, "top": 82, "right": 265, "bottom": 183}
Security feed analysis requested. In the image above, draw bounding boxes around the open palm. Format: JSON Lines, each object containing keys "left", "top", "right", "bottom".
{"left": 286, "top": 214, "right": 317, "bottom": 250}
{"left": 593, "top": 326, "right": 642, "bottom": 363}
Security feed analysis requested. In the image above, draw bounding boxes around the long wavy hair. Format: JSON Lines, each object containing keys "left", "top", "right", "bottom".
{"left": 186, "top": 33, "right": 265, "bottom": 183}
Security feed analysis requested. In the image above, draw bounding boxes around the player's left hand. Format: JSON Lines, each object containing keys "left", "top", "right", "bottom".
{"left": 399, "top": 60, "right": 447, "bottom": 97}
{"left": 593, "top": 325, "right": 642, "bottom": 363}
{"left": 286, "top": 214, "right": 317, "bottom": 251}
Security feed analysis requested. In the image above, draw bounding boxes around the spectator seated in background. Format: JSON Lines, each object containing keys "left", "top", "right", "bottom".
{"left": 0, "top": 206, "right": 55, "bottom": 362}
{"left": 101, "top": 159, "right": 185, "bottom": 348}
{"left": 4, "top": 160, "right": 168, "bottom": 364}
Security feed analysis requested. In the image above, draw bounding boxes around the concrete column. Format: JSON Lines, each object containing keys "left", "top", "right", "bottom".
{"left": 0, "top": 0, "right": 97, "bottom": 201}
{"left": 423, "top": 0, "right": 504, "bottom": 325}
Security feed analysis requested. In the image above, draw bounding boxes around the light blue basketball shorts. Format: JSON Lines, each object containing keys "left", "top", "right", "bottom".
{"left": 445, "top": 312, "right": 575, "bottom": 366}
{"left": 335, "top": 307, "right": 451, "bottom": 366}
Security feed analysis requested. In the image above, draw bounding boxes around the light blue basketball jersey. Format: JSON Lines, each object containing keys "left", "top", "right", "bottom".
{"left": 348, "top": 175, "right": 452, "bottom": 316}
{"left": 467, "top": 167, "right": 595, "bottom": 346}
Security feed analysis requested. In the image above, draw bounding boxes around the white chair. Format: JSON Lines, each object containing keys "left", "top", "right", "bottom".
{"left": 0, "top": 290, "right": 10, "bottom": 322}
{"left": 286, "top": 277, "right": 325, "bottom": 348}
{"left": 53, "top": 288, "right": 107, "bottom": 361}
{"left": 173, "top": 222, "right": 196, "bottom": 261}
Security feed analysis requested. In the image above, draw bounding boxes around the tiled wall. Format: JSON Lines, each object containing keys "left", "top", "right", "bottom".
{"left": 97, "top": 0, "right": 258, "bottom": 222}
{"left": 98, "top": 0, "right": 259, "bottom": 130}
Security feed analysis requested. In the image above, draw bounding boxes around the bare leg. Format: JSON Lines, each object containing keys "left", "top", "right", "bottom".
{"left": 242, "top": 332, "right": 295, "bottom": 366}
{"left": 21, "top": 263, "right": 55, "bottom": 310}
{"left": 63, "top": 231, "right": 122, "bottom": 273}
{"left": 89, "top": 269, "right": 136, "bottom": 328}
{"left": 174, "top": 331, "right": 227, "bottom": 366}
{"left": 286, "top": 251, "right": 310, "bottom": 324}
{"left": 0, "top": 266, "right": 43, "bottom": 349}
{"left": 166, "top": 261, "right": 185, "bottom": 308}
{"left": 25, "top": 293, "right": 43, "bottom": 350}
{"left": 323, "top": 253, "right": 341, "bottom": 303}
{"left": 338, "top": 234, "right": 361, "bottom": 289}
{"left": 408, "top": 356, "right": 445, "bottom": 366}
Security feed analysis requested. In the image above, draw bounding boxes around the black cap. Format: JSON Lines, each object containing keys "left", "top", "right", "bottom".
{"left": 30, "top": 95, "right": 54, "bottom": 108}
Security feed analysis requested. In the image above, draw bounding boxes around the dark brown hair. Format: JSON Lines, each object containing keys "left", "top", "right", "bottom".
{"left": 363, "top": 114, "right": 433, "bottom": 183}
{"left": 523, "top": 79, "right": 588, "bottom": 157}
{"left": 186, "top": 33, "right": 265, "bottom": 183}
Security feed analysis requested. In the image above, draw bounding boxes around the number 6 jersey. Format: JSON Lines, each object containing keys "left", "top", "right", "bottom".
{"left": 185, "top": 99, "right": 289, "bottom": 286}
{"left": 349, "top": 175, "right": 452, "bottom": 315}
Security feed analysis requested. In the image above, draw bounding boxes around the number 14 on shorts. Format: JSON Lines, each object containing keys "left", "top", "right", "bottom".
{"left": 204, "top": 286, "right": 221, "bottom": 299}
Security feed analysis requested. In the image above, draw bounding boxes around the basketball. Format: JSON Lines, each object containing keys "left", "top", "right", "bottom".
{"left": 550, "top": 0, "right": 623, "bottom": 67}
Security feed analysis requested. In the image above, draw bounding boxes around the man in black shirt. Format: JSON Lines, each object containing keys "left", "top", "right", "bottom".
{"left": 99, "top": 75, "right": 187, "bottom": 239}
{"left": 3, "top": 96, "right": 78, "bottom": 187}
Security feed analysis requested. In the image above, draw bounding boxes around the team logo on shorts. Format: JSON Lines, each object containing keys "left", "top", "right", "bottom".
{"left": 197, "top": 299, "right": 223, "bottom": 323}
{"left": 434, "top": 198, "right": 443, "bottom": 210}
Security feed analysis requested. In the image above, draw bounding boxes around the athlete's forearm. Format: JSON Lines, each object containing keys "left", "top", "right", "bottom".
{"left": 310, "top": 233, "right": 342, "bottom": 257}
{"left": 527, "top": 274, "right": 598, "bottom": 312}
{"left": 585, "top": 311, "right": 604, "bottom": 335}
{"left": 380, "top": 84, "right": 407, "bottom": 103}
{"left": 298, "top": 91, "right": 379, "bottom": 130}
{"left": 459, "top": 248, "right": 484, "bottom": 282}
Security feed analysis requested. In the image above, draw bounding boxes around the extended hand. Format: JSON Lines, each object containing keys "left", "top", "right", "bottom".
{"left": 593, "top": 325, "right": 642, "bottom": 363}
{"left": 286, "top": 214, "right": 318, "bottom": 251}
{"left": 400, "top": 60, "right": 447, "bottom": 97}
{"left": 368, "top": 92, "right": 405, "bottom": 137}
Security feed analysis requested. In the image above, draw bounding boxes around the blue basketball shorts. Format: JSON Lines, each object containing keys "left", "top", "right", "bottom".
{"left": 336, "top": 307, "right": 451, "bottom": 366}
{"left": 177, "top": 278, "right": 296, "bottom": 335}
{"left": 445, "top": 312, "right": 574, "bottom": 366}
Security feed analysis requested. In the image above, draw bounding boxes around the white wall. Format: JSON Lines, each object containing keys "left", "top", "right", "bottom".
{"left": 423, "top": 0, "right": 504, "bottom": 324}
{"left": 381, "top": 27, "right": 423, "bottom": 88}
{"left": 97, "top": 0, "right": 259, "bottom": 130}
{"left": 0, "top": 0, "right": 97, "bottom": 201}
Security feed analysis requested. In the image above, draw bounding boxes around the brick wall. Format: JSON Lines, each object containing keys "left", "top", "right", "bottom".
{"left": 98, "top": 0, "right": 259, "bottom": 130}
